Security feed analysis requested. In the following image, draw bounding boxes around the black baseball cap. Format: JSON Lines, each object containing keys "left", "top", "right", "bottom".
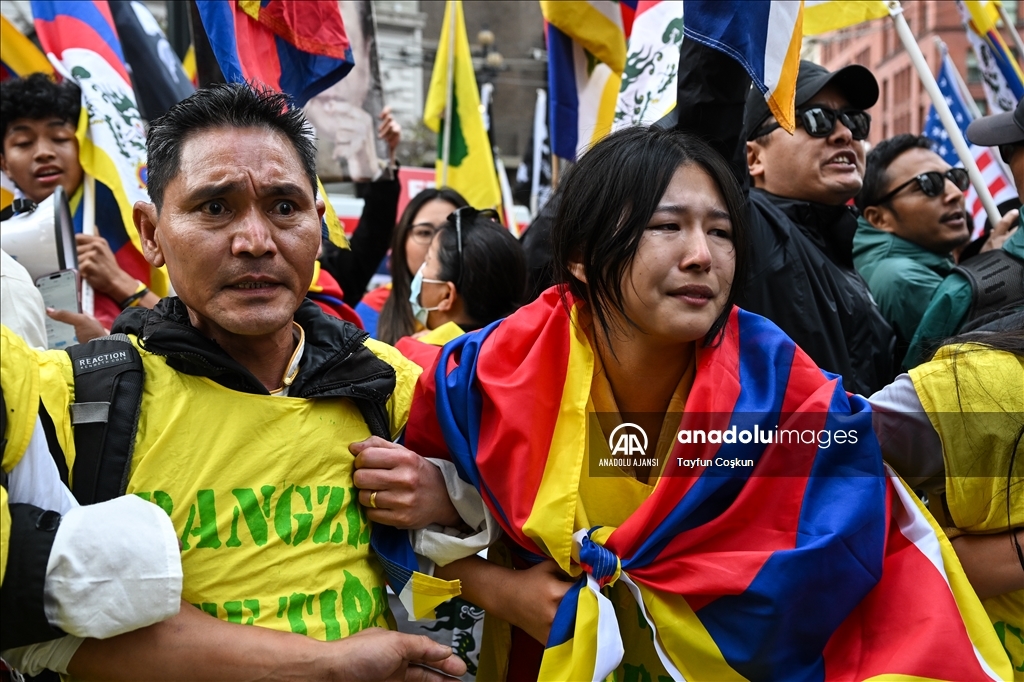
{"left": 743, "top": 60, "right": 880, "bottom": 141}
{"left": 966, "top": 98, "right": 1024, "bottom": 146}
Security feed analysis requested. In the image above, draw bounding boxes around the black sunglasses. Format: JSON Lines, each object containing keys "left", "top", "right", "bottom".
{"left": 870, "top": 168, "right": 971, "bottom": 206}
{"left": 753, "top": 106, "right": 872, "bottom": 141}
{"left": 449, "top": 207, "right": 501, "bottom": 286}
{"left": 999, "top": 142, "right": 1022, "bottom": 165}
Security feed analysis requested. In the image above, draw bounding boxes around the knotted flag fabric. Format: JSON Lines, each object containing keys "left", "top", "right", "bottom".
{"left": 925, "top": 51, "right": 1018, "bottom": 240}
{"left": 423, "top": 0, "right": 502, "bottom": 212}
{"left": 31, "top": 0, "right": 169, "bottom": 327}
{"left": 194, "top": 0, "right": 353, "bottom": 108}
{"left": 683, "top": 0, "right": 803, "bottom": 133}
{"left": 391, "top": 287, "right": 1010, "bottom": 681}
{"left": 194, "top": 0, "right": 351, "bottom": 247}
{"left": 542, "top": 0, "right": 632, "bottom": 160}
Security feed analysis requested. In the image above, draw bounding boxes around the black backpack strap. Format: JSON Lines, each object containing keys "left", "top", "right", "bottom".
{"left": 65, "top": 334, "right": 144, "bottom": 505}
{"left": 952, "top": 250, "right": 1024, "bottom": 323}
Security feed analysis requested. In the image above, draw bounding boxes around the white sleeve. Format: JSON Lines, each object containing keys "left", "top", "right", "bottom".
{"left": 2, "top": 635, "right": 84, "bottom": 677}
{"left": 868, "top": 373, "right": 945, "bottom": 487}
{"left": 45, "top": 495, "right": 183, "bottom": 639}
{"left": 6, "top": 417, "right": 77, "bottom": 513}
{"left": 7, "top": 418, "right": 183, "bottom": 639}
{"left": 410, "top": 458, "right": 502, "bottom": 569}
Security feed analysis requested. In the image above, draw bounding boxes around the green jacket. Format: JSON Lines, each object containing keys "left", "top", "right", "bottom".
{"left": 905, "top": 216, "right": 1024, "bottom": 369}
{"left": 852, "top": 218, "right": 956, "bottom": 362}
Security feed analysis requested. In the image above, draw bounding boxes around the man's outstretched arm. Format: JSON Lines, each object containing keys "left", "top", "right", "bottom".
{"left": 67, "top": 600, "right": 466, "bottom": 682}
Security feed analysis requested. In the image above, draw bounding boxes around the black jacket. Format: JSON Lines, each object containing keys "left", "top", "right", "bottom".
{"left": 673, "top": 40, "right": 894, "bottom": 395}
{"left": 318, "top": 175, "right": 401, "bottom": 307}
{"left": 116, "top": 297, "right": 399, "bottom": 438}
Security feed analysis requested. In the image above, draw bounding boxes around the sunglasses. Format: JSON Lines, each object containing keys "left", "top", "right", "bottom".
{"left": 753, "top": 106, "right": 872, "bottom": 141}
{"left": 870, "top": 168, "right": 971, "bottom": 206}
{"left": 999, "top": 142, "right": 1022, "bottom": 165}
{"left": 449, "top": 207, "right": 501, "bottom": 286}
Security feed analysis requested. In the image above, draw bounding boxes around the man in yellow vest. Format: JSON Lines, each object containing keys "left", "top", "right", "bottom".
{"left": 2, "top": 83, "right": 464, "bottom": 681}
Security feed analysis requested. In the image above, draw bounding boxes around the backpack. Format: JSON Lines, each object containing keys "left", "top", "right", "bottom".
{"left": 952, "top": 250, "right": 1024, "bottom": 330}
{"left": 61, "top": 335, "right": 394, "bottom": 505}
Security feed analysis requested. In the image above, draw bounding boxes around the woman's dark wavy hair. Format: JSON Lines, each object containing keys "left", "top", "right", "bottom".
{"left": 378, "top": 187, "right": 467, "bottom": 344}
{"left": 432, "top": 208, "right": 526, "bottom": 328}
{"left": 552, "top": 126, "right": 749, "bottom": 346}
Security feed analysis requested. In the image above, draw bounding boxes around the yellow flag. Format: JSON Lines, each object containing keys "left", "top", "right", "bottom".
{"left": 963, "top": 0, "right": 1001, "bottom": 35}
{"left": 802, "top": 0, "right": 890, "bottom": 36}
{"left": 423, "top": 0, "right": 501, "bottom": 211}
{"left": 1, "top": 14, "right": 53, "bottom": 78}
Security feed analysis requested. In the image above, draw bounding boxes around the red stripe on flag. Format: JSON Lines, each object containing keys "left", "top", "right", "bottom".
{"left": 988, "top": 175, "right": 1007, "bottom": 196}
{"left": 975, "top": 149, "right": 992, "bottom": 171}
{"left": 822, "top": 490, "right": 993, "bottom": 680}
{"left": 35, "top": 15, "right": 131, "bottom": 84}
{"left": 231, "top": 4, "right": 282, "bottom": 90}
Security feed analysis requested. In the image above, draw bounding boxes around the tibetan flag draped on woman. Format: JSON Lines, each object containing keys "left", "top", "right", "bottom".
{"left": 423, "top": 0, "right": 501, "bottom": 212}
{"left": 31, "top": 0, "right": 169, "bottom": 325}
{"left": 394, "top": 288, "right": 1010, "bottom": 681}
{"left": 194, "top": 0, "right": 351, "bottom": 248}
{"left": 683, "top": 0, "right": 804, "bottom": 133}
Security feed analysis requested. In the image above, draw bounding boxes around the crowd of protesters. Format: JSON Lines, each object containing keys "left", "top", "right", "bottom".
{"left": 0, "top": 34, "right": 1022, "bottom": 682}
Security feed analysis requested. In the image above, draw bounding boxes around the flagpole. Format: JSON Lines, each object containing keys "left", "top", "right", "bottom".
{"left": 888, "top": 1, "right": 1002, "bottom": 228}
{"left": 938, "top": 36, "right": 1016, "bottom": 180}
{"left": 530, "top": 88, "right": 547, "bottom": 218}
{"left": 996, "top": 2, "right": 1024, "bottom": 64}
{"left": 81, "top": 174, "right": 96, "bottom": 317}
{"left": 440, "top": 0, "right": 457, "bottom": 187}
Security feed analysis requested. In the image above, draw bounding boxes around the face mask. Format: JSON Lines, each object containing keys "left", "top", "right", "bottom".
{"left": 409, "top": 266, "right": 447, "bottom": 327}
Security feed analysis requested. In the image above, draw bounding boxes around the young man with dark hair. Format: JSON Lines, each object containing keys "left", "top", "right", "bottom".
{"left": 851, "top": 134, "right": 971, "bottom": 366}
{"left": 3, "top": 83, "right": 465, "bottom": 682}
{"left": 904, "top": 99, "right": 1024, "bottom": 367}
{"left": 0, "top": 73, "right": 160, "bottom": 326}
{"left": 672, "top": 47, "right": 896, "bottom": 395}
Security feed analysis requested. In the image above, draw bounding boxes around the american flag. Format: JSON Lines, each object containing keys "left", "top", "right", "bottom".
{"left": 923, "top": 52, "right": 1018, "bottom": 240}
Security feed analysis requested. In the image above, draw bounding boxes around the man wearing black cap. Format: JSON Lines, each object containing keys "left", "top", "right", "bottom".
{"left": 905, "top": 98, "right": 1024, "bottom": 367}
{"left": 671, "top": 42, "right": 895, "bottom": 395}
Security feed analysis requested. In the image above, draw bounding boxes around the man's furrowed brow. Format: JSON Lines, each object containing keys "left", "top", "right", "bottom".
{"left": 184, "top": 181, "right": 247, "bottom": 204}
{"left": 263, "top": 182, "right": 308, "bottom": 198}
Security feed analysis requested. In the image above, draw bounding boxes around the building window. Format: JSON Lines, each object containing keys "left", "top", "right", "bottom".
{"left": 854, "top": 47, "right": 870, "bottom": 67}
{"left": 882, "top": 79, "right": 889, "bottom": 112}
{"left": 975, "top": 98, "right": 989, "bottom": 115}
{"left": 966, "top": 50, "right": 980, "bottom": 84}
{"left": 894, "top": 66, "right": 912, "bottom": 105}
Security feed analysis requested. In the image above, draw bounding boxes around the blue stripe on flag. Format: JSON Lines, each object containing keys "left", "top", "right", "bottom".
{"left": 194, "top": 1, "right": 246, "bottom": 83}
{"left": 547, "top": 22, "right": 579, "bottom": 161}
{"left": 682, "top": 1, "right": 773, "bottom": 95}
{"left": 546, "top": 578, "right": 584, "bottom": 647}
{"left": 273, "top": 34, "right": 353, "bottom": 108}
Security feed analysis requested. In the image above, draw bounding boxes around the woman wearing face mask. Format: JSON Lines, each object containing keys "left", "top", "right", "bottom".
{"left": 357, "top": 188, "right": 468, "bottom": 342}
{"left": 399, "top": 208, "right": 526, "bottom": 368}
{"left": 356, "top": 127, "right": 1008, "bottom": 681}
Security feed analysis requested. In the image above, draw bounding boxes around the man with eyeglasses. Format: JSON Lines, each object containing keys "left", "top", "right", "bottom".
{"left": 851, "top": 135, "right": 972, "bottom": 368}
{"left": 903, "top": 99, "right": 1024, "bottom": 368}
{"left": 671, "top": 45, "right": 896, "bottom": 395}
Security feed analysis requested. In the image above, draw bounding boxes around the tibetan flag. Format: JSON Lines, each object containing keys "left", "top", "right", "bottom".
{"left": 925, "top": 51, "right": 1018, "bottom": 240}
{"left": 1, "top": 14, "right": 53, "bottom": 81}
{"left": 193, "top": 0, "right": 353, "bottom": 108}
{"left": 612, "top": 0, "right": 684, "bottom": 131}
{"left": 108, "top": 0, "right": 194, "bottom": 120}
{"left": 386, "top": 287, "right": 1011, "bottom": 680}
{"left": 31, "top": 0, "right": 169, "bottom": 327}
{"left": 802, "top": 0, "right": 890, "bottom": 36}
{"left": 423, "top": 0, "right": 502, "bottom": 211}
{"left": 962, "top": 0, "right": 1024, "bottom": 102}
{"left": 541, "top": 0, "right": 630, "bottom": 160}
{"left": 683, "top": 0, "right": 803, "bottom": 133}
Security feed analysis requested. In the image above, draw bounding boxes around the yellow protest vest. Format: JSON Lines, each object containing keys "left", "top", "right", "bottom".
{"left": 0, "top": 326, "right": 43, "bottom": 585}
{"left": 910, "top": 342, "right": 1024, "bottom": 678}
{"left": 39, "top": 331, "right": 420, "bottom": 641}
